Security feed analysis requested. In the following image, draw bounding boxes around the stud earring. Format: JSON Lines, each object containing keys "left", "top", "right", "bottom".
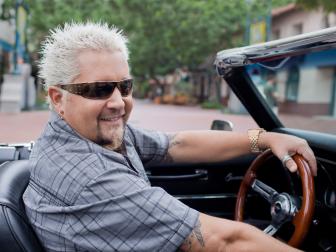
{"left": 59, "top": 110, "right": 64, "bottom": 120}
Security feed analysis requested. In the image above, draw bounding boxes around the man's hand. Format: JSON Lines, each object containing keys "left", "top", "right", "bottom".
{"left": 259, "top": 132, "right": 317, "bottom": 176}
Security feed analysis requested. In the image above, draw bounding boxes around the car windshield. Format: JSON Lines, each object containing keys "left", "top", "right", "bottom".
{"left": 245, "top": 47, "right": 336, "bottom": 135}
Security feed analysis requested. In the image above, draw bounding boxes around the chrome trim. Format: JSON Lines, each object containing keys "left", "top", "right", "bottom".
{"left": 252, "top": 179, "right": 279, "bottom": 204}
{"left": 317, "top": 157, "right": 336, "bottom": 166}
{"left": 0, "top": 141, "right": 34, "bottom": 151}
{"left": 214, "top": 26, "right": 336, "bottom": 72}
{"left": 175, "top": 193, "right": 238, "bottom": 200}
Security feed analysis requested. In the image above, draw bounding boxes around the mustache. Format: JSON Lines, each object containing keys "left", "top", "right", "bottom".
{"left": 98, "top": 111, "right": 125, "bottom": 120}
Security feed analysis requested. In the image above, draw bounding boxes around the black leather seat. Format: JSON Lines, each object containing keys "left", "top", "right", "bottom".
{"left": 0, "top": 160, "right": 44, "bottom": 252}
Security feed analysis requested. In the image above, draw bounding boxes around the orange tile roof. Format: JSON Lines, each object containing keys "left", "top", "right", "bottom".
{"left": 272, "top": 3, "right": 298, "bottom": 17}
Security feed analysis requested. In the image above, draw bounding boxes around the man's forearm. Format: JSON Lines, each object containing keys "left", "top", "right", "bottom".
{"left": 164, "top": 131, "right": 251, "bottom": 163}
{"left": 164, "top": 129, "right": 318, "bottom": 177}
{"left": 179, "top": 213, "right": 301, "bottom": 252}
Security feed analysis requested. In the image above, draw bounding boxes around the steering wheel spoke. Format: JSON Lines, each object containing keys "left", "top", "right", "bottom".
{"left": 263, "top": 223, "right": 280, "bottom": 236}
{"left": 252, "top": 179, "right": 279, "bottom": 203}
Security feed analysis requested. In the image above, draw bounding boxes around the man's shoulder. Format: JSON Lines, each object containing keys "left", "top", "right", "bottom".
{"left": 125, "top": 124, "right": 168, "bottom": 145}
{"left": 29, "top": 151, "right": 98, "bottom": 202}
{"left": 28, "top": 134, "right": 121, "bottom": 204}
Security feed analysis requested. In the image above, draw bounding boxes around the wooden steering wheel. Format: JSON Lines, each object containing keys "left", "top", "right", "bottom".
{"left": 235, "top": 149, "right": 315, "bottom": 248}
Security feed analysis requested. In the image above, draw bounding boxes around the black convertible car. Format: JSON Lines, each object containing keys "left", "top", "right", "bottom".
{"left": 1, "top": 27, "right": 336, "bottom": 251}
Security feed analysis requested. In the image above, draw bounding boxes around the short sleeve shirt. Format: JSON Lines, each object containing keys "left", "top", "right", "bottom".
{"left": 23, "top": 111, "right": 199, "bottom": 252}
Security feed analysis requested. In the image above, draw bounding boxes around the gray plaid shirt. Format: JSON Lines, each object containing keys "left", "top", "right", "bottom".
{"left": 23, "top": 111, "right": 199, "bottom": 252}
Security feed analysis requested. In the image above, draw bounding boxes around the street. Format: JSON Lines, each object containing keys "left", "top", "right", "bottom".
{"left": 1, "top": 98, "right": 335, "bottom": 144}
{"left": 0, "top": 99, "right": 257, "bottom": 143}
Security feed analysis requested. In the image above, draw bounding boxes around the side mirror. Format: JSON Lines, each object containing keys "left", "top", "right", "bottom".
{"left": 211, "top": 120, "right": 234, "bottom": 131}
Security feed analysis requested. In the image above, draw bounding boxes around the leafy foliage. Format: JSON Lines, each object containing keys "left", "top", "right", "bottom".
{"left": 296, "top": 0, "right": 336, "bottom": 12}
{"left": 1, "top": 0, "right": 303, "bottom": 80}
{"left": 123, "top": 0, "right": 248, "bottom": 77}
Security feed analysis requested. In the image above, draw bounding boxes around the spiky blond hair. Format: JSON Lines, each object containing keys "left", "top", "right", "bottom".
{"left": 39, "top": 21, "right": 129, "bottom": 90}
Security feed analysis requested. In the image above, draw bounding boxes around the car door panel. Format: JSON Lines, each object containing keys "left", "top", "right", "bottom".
{"left": 146, "top": 154, "right": 256, "bottom": 218}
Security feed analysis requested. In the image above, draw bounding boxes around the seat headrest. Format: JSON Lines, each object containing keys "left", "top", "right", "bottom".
{"left": 0, "top": 160, "right": 30, "bottom": 209}
{"left": 0, "top": 160, "right": 44, "bottom": 252}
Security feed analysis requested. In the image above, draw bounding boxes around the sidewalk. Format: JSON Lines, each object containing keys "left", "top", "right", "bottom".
{"left": 0, "top": 99, "right": 257, "bottom": 143}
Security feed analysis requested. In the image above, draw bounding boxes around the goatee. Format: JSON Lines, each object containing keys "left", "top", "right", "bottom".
{"left": 99, "top": 124, "right": 125, "bottom": 151}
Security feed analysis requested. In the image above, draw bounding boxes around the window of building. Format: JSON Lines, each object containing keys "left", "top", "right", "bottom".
{"left": 322, "top": 15, "right": 330, "bottom": 28}
{"left": 272, "top": 29, "right": 280, "bottom": 40}
{"left": 292, "top": 23, "right": 303, "bottom": 35}
{"left": 286, "top": 65, "right": 300, "bottom": 101}
{"left": 331, "top": 68, "right": 336, "bottom": 116}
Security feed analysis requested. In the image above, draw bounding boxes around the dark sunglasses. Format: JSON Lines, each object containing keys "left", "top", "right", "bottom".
{"left": 56, "top": 79, "right": 133, "bottom": 99}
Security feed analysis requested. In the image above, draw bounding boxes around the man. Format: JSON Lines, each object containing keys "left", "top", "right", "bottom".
{"left": 264, "top": 73, "right": 279, "bottom": 114}
{"left": 23, "top": 22, "right": 317, "bottom": 252}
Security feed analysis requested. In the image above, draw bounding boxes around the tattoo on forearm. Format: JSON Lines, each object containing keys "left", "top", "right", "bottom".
{"left": 162, "top": 152, "right": 174, "bottom": 163}
{"left": 179, "top": 219, "right": 205, "bottom": 251}
{"left": 168, "top": 134, "right": 181, "bottom": 149}
{"left": 193, "top": 219, "right": 205, "bottom": 247}
{"left": 163, "top": 134, "right": 181, "bottom": 163}
{"left": 179, "top": 233, "right": 193, "bottom": 252}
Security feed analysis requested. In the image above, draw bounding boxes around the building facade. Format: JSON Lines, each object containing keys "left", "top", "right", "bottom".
{"left": 271, "top": 3, "right": 336, "bottom": 116}
{"left": 0, "top": 0, "right": 29, "bottom": 79}
{"left": 0, "top": 0, "right": 16, "bottom": 82}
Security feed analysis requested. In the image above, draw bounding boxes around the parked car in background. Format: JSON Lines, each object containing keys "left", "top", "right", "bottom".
{"left": 1, "top": 27, "right": 336, "bottom": 252}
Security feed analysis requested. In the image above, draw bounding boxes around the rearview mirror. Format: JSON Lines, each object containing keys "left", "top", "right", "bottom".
{"left": 211, "top": 120, "right": 233, "bottom": 131}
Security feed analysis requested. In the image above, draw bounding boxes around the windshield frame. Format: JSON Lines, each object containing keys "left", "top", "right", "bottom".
{"left": 214, "top": 27, "right": 336, "bottom": 133}
{"left": 215, "top": 26, "right": 336, "bottom": 75}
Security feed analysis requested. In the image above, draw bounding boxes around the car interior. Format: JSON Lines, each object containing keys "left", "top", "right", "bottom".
{"left": 1, "top": 27, "right": 336, "bottom": 251}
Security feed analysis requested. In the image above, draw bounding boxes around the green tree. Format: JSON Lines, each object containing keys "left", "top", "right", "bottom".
{"left": 296, "top": 0, "right": 336, "bottom": 12}
{"left": 122, "top": 0, "right": 248, "bottom": 78}
{"left": 21, "top": 0, "right": 250, "bottom": 80}
{"left": 1, "top": 0, "right": 297, "bottom": 80}
{"left": 24, "top": 0, "right": 126, "bottom": 51}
